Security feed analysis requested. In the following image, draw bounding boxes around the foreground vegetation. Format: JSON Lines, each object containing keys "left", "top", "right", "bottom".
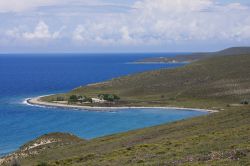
{"left": 2, "top": 105, "right": 250, "bottom": 165}
{"left": 2, "top": 48, "right": 250, "bottom": 165}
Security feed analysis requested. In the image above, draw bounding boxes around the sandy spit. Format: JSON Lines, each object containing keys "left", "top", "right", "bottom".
{"left": 26, "top": 95, "right": 218, "bottom": 113}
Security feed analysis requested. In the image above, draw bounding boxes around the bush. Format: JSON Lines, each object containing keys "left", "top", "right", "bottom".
{"left": 107, "top": 94, "right": 115, "bottom": 101}
{"left": 68, "top": 95, "right": 93, "bottom": 103}
{"left": 68, "top": 95, "right": 78, "bottom": 103}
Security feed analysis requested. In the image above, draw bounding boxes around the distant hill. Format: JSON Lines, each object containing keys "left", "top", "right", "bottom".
{"left": 136, "top": 47, "right": 250, "bottom": 63}
{"left": 214, "top": 47, "right": 250, "bottom": 56}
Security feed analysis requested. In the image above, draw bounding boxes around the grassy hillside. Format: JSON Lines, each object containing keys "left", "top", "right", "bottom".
{"left": 1, "top": 133, "right": 84, "bottom": 165}
{"left": 2, "top": 106, "right": 250, "bottom": 165}
{"left": 43, "top": 54, "right": 250, "bottom": 109}
{"left": 2, "top": 52, "right": 250, "bottom": 166}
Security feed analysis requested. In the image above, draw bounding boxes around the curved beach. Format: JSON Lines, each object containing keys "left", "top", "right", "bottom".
{"left": 26, "top": 96, "right": 218, "bottom": 113}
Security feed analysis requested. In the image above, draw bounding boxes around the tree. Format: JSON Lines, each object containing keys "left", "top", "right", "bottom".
{"left": 69, "top": 95, "right": 78, "bottom": 103}
{"left": 107, "top": 94, "right": 115, "bottom": 101}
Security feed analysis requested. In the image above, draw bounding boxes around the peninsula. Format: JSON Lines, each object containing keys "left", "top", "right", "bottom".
{"left": 26, "top": 97, "right": 217, "bottom": 113}
{"left": 34, "top": 47, "right": 250, "bottom": 110}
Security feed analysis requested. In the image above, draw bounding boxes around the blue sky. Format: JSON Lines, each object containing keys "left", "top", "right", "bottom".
{"left": 0, "top": 0, "right": 250, "bottom": 53}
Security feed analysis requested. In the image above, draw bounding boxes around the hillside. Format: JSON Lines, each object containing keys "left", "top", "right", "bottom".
{"left": 43, "top": 53, "right": 250, "bottom": 109}
{"left": 2, "top": 106, "right": 250, "bottom": 165}
{"left": 1, "top": 133, "right": 84, "bottom": 165}
{"left": 136, "top": 47, "right": 250, "bottom": 63}
{"left": 2, "top": 51, "right": 250, "bottom": 166}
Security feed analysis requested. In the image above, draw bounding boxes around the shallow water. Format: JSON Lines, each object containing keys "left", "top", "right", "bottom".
{"left": 0, "top": 53, "right": 206, "bottom": 156}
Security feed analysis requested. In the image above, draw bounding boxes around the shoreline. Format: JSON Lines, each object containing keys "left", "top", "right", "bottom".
{"left": 127, "top": 61, "right": 190, "bottom": 65}
{"left": 26, "top": 96, "right": 218, "bottom": 113}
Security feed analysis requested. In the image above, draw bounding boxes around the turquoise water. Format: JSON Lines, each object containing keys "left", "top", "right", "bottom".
{"left": 0, "top": 54, "right": 206, "bottom": 156}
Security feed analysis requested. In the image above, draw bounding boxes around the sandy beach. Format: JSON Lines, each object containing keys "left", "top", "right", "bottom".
{"left": 26, "top": 96, "right": 218, "bottom": 113}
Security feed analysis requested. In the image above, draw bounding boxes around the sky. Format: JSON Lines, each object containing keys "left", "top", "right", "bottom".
{"left": 0, "top": 0, "right": 250, "bottom": 53}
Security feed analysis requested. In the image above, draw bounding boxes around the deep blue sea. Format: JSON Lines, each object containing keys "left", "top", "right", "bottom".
{"left": 0, "top": 53, "right": 207, "bottom": 157}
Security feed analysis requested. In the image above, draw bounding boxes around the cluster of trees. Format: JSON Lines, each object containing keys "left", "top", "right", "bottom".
{"left": 68, "top": 95, "right": 92, "bottom": 103}
{"left": 65, "top": 94, "right": 120, "bottom": 104}
{"left": 98, "top": 94, "right": 120, "bottom": 102}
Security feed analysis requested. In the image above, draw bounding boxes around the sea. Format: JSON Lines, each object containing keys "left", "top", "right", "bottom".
{"left": 0, "top": 53, "right": 207, "bottom": 157}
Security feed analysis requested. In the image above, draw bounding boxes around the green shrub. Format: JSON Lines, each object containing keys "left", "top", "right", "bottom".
{"left": 67, "top": 95, "right": 93, "bottom": 104}
{"left": 68, "top": 95, "right": 78, "bottom": 103}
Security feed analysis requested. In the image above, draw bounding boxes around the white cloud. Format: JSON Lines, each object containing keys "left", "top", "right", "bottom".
{"left": 6, "top": 21, "right": 64, "bottom": 40}
{"left": 133, "top": 0, "right": 213, "bottom": 13}
{"left": 1, "top": 0, "right": 250, "bottom": 52}
{"left": 23, "top": 21, "right": 61, "bottom": 40}
{"left": 0, "top": 0, "right": 133, "bottom": 13}
{"left": 120, "top": 26, "right": 133, "bottom": 44}
{"left": 0, "top": 0, "right": 59, "bottom": 13}
{"left": 72, "top": 23, "right": 117, "bottom": 45}
{"left": 69, "top": 0, "right": 250, "bottom": 46}
{"left": 130, "top": 0, "right": 250, "bottom": 41}
{"left": 73, "top": 25, "right": 85, "bottom": 41}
